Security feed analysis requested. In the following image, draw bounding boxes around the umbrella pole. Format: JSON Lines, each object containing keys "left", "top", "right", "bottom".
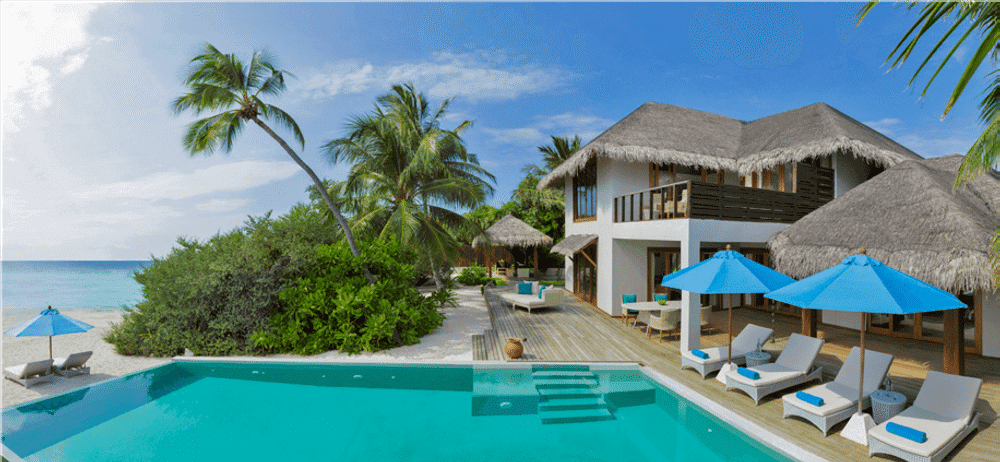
{"left": 858, "top": 313, "right": 866, "bottom": 415}
{"left": 50, "top": 336, "right": 53, "bottom": 360}
{"left": 728, "top": 294, "right": 733, "bottom": 364}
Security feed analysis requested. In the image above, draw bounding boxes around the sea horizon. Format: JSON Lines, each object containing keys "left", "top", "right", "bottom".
{"left": 2, "top": 261, "right": 150, "bottom": 323}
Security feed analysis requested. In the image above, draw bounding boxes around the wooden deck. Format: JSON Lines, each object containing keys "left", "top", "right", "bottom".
{"left": 480, "top": 287, "right": 999, "bottom": 462}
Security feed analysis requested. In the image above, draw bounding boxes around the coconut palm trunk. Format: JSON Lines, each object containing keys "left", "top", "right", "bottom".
{"left": 252, "top": 117, "right": 375, "bottom": 285}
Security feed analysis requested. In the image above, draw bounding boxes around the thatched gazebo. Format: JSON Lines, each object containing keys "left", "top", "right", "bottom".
{"left": 768, "top": 155, "right": 1000, "bottom": 374}
{"left": 538, "top": 102, "right": 921, "bottom": 189}
{"left": 473, "top": 215, "right": 554, "bottom": 279}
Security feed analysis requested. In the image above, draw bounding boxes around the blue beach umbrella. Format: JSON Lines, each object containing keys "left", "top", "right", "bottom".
{"left": 4, "top": 306, "right": 94, "bottom": 359}
{"left": 765, "top": 248, "right": 966, "bottom": 444}
{"left": 661, "top": 245, "right": 795, "bottom": 372}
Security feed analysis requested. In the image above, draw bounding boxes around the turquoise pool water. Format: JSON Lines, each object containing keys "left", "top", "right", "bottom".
{"left": 2, "top": 362, "right": 793, "bottom": 461}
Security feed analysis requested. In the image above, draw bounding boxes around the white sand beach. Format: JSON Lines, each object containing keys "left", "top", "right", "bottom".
{"left": 1, "top": 287, "right": 492, "bottom": 408}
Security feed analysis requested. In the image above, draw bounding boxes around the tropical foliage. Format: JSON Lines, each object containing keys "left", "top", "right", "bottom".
{"left": 321, "top": 84, "right": 495, "bottom": 289}
{"left": 252, "top": 239, "right": 444, "bottom": 355}
{"left": 105, "top": 204, "right": 340, "bottom": 356}
{"left": 857, "top": 3, "right": 1000, "bottom": 283}
{"left": 171, "top": 43, "right": 372, "bottom": 283}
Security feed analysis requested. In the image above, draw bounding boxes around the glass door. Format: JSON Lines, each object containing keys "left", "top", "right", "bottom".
{"left": 573, "top": 244, "right": 597, "bottom": 305}
{"left": 869, "top": 290, "right": 981, "bottom": 354}
{"left": 648, "top": 248, "right": 681, "bottom": 301}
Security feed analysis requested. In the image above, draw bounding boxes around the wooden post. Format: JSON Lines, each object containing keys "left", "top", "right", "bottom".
{"left": 943, "top": 308, "right": 965, "bottom": 375}
{"left": 801, "top": 308, "right": 818, "bottom": 337}
{"left": 534, "top": 246, "right": 539, "bottom": 280}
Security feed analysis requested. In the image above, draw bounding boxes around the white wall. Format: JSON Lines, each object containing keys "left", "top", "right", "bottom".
{"left": 833, "top": 152, "right": 869, "bottom": 198}
{"left": 983, "top": 291, "right": 1000, "bottom": 358}
{"left": 822, "top": 310, "right": 864, "bottom": 331}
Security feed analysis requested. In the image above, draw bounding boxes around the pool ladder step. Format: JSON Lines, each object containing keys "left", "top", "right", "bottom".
{"left": 532, "top": 367, "right": 614, "bottom": 424}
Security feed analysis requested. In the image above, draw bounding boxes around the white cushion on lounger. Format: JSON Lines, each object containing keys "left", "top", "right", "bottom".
{"left": 680, "top": 324, "right": 774, "bottom": 366}
{"left": 783, "top": 381, "right": 857, "bottom": 417}
{"left": 868, "top": 406, "right": 969, "bottom": 458}
{"left": 727, "top": 363, "right": 802, "bottom": 387}
{"left": 913, "top": 371, "right": 981, "bottom": 422}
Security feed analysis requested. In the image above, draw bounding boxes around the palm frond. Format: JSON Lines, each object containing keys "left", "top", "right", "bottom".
{"left": 181, "top": 111, "right": 243, "bottom": 155}
{"left": 957, "top": 111, "right": 1000, "bottom": 187}
{"left": 256, "top": 101, "right": 305, "bottom": 149}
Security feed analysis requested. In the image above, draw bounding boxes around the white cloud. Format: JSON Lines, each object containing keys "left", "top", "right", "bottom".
{"left": 865, "top": 118, "right": 903, "bottom": 136}
{"left": 296, "top": 51, "right": 572, "bottom": 102}
{"left": 1, "top": 3, "right": 111, "bottom": 131}
{"left": 195, "top": 198, "right": 249, "bottom": 213}
{"left": 895, "top": 133, "right": 974, "bottom": 158}
{"left": 482, "top": 112, "right": 614, "bottom": 146}
{"left": 74, "top": 161, "right": 302, "bottom": 201}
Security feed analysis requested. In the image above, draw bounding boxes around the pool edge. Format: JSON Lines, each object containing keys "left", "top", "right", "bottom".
{"left": 640, "top": 365, "right": 830, "bottom": 462}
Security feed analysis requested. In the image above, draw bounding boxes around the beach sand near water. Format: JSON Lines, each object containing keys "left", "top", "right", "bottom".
{"left": 1, "top": 287, "right": 492, "bottom": 408}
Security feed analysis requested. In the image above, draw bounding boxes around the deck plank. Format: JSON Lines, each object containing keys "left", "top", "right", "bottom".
{"left": 480, "top": 286, "right": 999, "bottom": 462}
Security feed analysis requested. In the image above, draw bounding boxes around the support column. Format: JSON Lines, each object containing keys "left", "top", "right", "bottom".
{"left": 943, "top": 309, "right": 965, "bottom": 375}
{"left": 679, "top": 237, "right": 701, "bottom": 352}
{"left": 801, "top": 308, "right": 818, "bottom": 337}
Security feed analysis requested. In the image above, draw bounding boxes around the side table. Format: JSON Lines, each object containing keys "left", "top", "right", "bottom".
{"left": 870, "top": 389, "right": 907, "bottom": 424}
{"left": 745, "top": 351, "right": 771, "bottom": 367}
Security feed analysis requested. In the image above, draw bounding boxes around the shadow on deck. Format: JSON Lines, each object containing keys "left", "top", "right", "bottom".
{"left": 476, "top": 286, "right": 999, "bottom": 462}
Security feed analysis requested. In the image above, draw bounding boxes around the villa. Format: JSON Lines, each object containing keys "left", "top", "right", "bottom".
{"left": 539, "top": 101, "right": 999, "bottom": 369}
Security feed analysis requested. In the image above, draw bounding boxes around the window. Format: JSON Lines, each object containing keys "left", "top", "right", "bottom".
{"left": 573, "top": 158, "right": 597, "bottom": 221}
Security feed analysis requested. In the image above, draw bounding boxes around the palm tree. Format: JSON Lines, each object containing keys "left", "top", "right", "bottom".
{"left": 857, "top": 3, "right": 1000, "bottom": 285}
{"left": 171, "top": 43, "right": 374, "bottom": 284}
{"left": 856, "top": 2, "right": 999, "bottom": 186}
{"left": 522, "top": 135, "right": 582, "bottom": 178}
{"left": 322, "top": 84, "right": 495, "bottom": 290}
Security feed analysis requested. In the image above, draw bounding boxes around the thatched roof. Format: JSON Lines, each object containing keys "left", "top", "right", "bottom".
{"left": 472, "top": 214, "right": 554, "bottom": 248}
{"left": 768, "top": 155, "right": 1000, "bottom": 293}
{"left": 551, "top": 234, "right": 597, "bottom": 256}
{"left": 538, "top": 102, "right": 921, "bottom": 189}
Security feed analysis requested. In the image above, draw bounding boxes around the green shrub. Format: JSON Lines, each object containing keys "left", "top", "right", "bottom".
{"left": 252, "top": 239, "right": 445, "bottom": 355}
{"left": 541, "top": 280, "right": 566, "bottom": 287}
{"left": 455, "top": 265, "right": 489, "bottom": 285}
{"left": 105, "top": 204, "right": 338, "bottom": 356}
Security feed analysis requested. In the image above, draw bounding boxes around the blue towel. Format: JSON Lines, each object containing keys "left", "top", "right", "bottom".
{"left": 653, "top": 294, "right": 667, "bottom": 302}
{"left": 736, "top": 367, "right": 760, "bottom": 380}
{"left": 691, "top": 349, "right": 709, "bottom": 360}
{"left": 796, "top": 391, "right": 825, "bottom": 407}
{"left": 622, "top": 294, "right": 636, "bottom": 304}
{"left": 518, "top": 282, "right": 532, "bottom": 295}
{"left": 886, "top": 422, "right": 927, "bottom": 443}
{"left": 538, "top": 285, "right": 546, "bottom": 299}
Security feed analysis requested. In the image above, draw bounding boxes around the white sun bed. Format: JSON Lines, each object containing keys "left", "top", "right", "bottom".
{"left": 725, "top": 333, "right": 825, "bottom": 405}
{"left": 4, "top": 359, "right": 55, "bottom": 388}
{"left": 500, "top": 287, "right": 565, "bottom": 313}
{"left": 680, "top": 324, "right": 774, "bottom": 379}
{"left": 781, "top": 347, "right": 894, "bottom": 435}
{"left": 53, "top": 351, "right": 93, "bottom": 377}
{"left": 868, "top": 371, "right": 983, "bottom": 462}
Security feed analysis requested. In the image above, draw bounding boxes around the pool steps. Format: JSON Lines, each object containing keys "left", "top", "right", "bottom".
{"left": 532, "top": 365, "right": 615, "bottom": 424}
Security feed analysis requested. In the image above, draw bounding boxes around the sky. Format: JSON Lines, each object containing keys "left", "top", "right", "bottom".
{"left": 1, "top": 2, "right": 990, "bottom": 261}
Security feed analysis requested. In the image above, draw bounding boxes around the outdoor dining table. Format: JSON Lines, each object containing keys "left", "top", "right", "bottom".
{"left": 628, "top": 300, "right": 681, "bottom": 327}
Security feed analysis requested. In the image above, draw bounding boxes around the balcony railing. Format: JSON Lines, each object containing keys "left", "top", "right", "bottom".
{"left": 614, "top": 164, "right": 834, "bottom": 224}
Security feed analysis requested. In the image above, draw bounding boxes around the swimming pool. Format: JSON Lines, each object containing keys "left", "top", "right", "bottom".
{"left": 2, "top": 360, "right": 798, "bottom": 461}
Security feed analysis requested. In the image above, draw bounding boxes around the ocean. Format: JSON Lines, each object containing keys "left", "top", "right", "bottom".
{"left": 2, "top": 261, "right": 150, "bottom": 321}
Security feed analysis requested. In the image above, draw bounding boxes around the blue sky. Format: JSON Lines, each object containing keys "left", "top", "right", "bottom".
{"left": 2, "top": 2, "right": 988, "bottom": 260}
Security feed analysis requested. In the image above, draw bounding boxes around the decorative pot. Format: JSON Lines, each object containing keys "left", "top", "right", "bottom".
{"left": 504, "top": 337, "right": 526, "bottom": 359}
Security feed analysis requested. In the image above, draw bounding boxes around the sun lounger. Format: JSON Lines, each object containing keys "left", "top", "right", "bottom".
{"left": 680, "top": 324, "right": 774, "bottom": 379}
{"left": 781, "top": 347, "right": 894, "bottom": 435}
{"left": 868, "top": 371, "right": 983, "bottom": 462}
{"left": 499, "top": 287, "right": 565, "bottom": 313}
{"left": 52, "top": 351, "right": 93, "bottom": 377}
{"left": 4, "top": 359, "right": 55, "bottom": 388}
{"left": 725, "top": 333, "right": 825, "bottom": 405}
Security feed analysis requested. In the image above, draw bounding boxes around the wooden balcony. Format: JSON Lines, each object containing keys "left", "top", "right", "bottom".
{"left": 614, "top": 164, "right": 833, "bottom": 224}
